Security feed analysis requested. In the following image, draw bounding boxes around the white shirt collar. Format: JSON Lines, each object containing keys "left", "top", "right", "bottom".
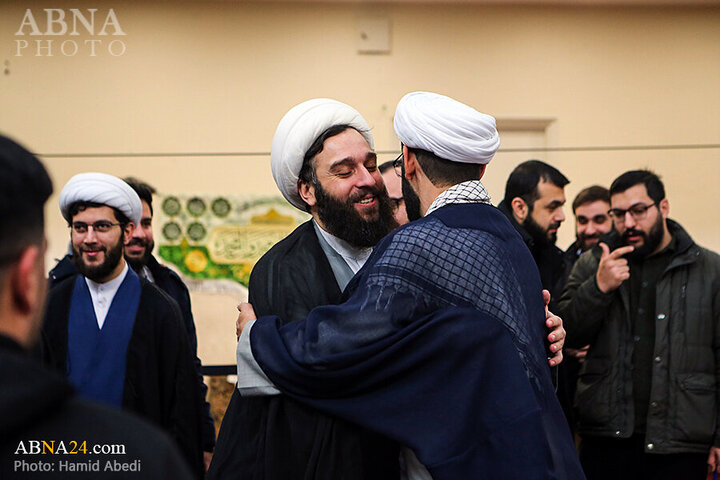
{"left": 312, "top": 219, "right": 373, "bottom": 274}
{"left": 84, "top": 262, "right": 129, "bottom": 329}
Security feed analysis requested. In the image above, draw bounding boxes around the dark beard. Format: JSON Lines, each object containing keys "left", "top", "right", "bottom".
{"left": 401, "top": 176, "right": 423, "bottom": 222}
{"left": 72, "top": 238, "right": 124, "bottom": 282}
{"left": 125, "top": 238, "right": 154, "bottom": 272}
{"left": 523, "top": 214, "right": 559, "bottom": 247}
{"left": 314, "top": 181, "right": 398, "bottom": 248}
{"left": 577, "top": 232, "right": 601, "bottom": 251}
{"left": 623, "top": 214, "right": 664, "bottom": 259}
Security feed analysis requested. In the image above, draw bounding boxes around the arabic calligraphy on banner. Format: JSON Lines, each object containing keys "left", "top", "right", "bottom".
{"left": 155, "top": 194, "right": 309, "bottom": 289}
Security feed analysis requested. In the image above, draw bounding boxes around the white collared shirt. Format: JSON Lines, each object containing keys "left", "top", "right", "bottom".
{"left": 84, "top": 262, "right": 129, "bottom": 329}
{"left": 313, "top": 220, "right": 373, "bottom": 274}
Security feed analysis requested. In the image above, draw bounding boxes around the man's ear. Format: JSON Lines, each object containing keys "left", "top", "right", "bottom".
{"left": 403, "top": 145, "right": 418, "bottom": 180}
{"left": 122, "top": 223, "right": 135, "bottom": 245}
{"left": 659, "top": 198, "right": 670, "bottom": 219}
{"left": 11, "top": 246, "right": 42, "bottom": 315}
{"left": 478, "top": 164, "right": 487, "bottom": 180}
{"left": 511, "top": 197, "right": 529, "bottom": 223}
{"left": 298, "top": 180, "right": 317, "bottom": 209}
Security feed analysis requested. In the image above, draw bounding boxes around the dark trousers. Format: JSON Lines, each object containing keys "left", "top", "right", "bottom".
{"left": 580, "top": 435, "right": 708, "bottom": 480}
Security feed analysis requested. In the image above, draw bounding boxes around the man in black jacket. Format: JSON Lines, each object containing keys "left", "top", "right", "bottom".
{"left": 497, "top": 160, "right": 570, "bottom": 312}
{"left": 0, "top": 134, "right": 194, "bottom": 480}
{"left": 559, "top": 170, "right": 720, "bottom": 479}
{"left": 122, "top": 177, "right": 216, "bottom": 468}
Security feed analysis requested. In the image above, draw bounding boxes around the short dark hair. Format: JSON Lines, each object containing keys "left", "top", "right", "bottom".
{"left": 610, "top": 169, "right": 665, "bottom": 204}
{"left": 67, "top": 201, "right": 131, "bottom": 229}
{"left": 503, "top": 160, "right": 569, "bottom": 209}
{"left": 409, "top": 147, "right": 483, "bottom": 188}
{"left": 572, "top": 185, "right": 610, "bottom": 214}
{"left": 123, "top": 177, "right": 156, "bottom": 215}
{"left": 378, "top": 160, "right": 395, "bottom": 174}
{"left": 298, "top": 124, "right": 366, "bottom": 212}
{"left": 0, "top": 134, "right": 53, "bottom": 269}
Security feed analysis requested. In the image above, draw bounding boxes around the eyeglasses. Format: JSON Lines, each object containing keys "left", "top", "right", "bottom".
{"left": 393, "top": 153, "right": 403, "bottom": 178}
{"left": 388, "top": 197, "right": 404, "bottom": 211}
{"left": 607, "top": 202, "right": 657, "bottom": 224}
{"left": 70, "top": 221, "right": 121, "bottom": 234}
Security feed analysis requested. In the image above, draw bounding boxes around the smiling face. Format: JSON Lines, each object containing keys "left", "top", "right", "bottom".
{"left": 574, "top": 200, "right": 611, "bottom": 251}
{"left": 299, "top": 128, "right": 397, "bottom": 247}
{"left": 71, "top": 205, "right": 131, "bottom": 283}
{"left": 310, "top": 128, "right": 383, "bottom": 218}
{"left": 125, "top": 200, "right": 154, "bottom": 268}
{"left": 525, "top": 180, "right": 566, "bottom": 244}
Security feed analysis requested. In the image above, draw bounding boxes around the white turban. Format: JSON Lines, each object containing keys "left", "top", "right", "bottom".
{"left": 59, "top": 173, "right": 142, "bottom": 226}
{"left": 271, "top": 98, "right": 374, "bottom": 210}
{"left": 393, "top": 91, "right": 500, "bottom": 165}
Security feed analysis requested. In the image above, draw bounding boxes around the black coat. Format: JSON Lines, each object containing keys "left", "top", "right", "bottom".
{"left": 497, "top": 200, "right": 570, "bottom": 312}
{"left": 208, "top": 221, "right": 399, "bottom": 480}
{"left": 49, "top": 254, "right": 215, "bottom": 452}
{"left": 1, "top": 335, "right": 195, "bottom": 480}
{"left": 40, "top": 275, "right": 205, "bottom": 477}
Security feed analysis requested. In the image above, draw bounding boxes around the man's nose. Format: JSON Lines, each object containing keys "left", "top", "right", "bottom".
{"left": 84, "top": 228, "right": 98, "bottom": 243}
{"left": 555, "top": 209, "right": 566, "bottom": 223}
{"left": 132, "top": 226, "right": 145, "bottom": 239}
{"left": 624, "top": 211, "right": 638, "bottom": 229}
{"left": 355, "top": 166, "right": 376, "bottom": 188}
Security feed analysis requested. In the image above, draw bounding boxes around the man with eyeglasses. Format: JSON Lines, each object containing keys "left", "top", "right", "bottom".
{"left": 47, "top": 177, "right": 217, "bottom": 471}
{"left": 40, "top": 173, "right": 206, "bottom": 477}
{"left": 379, "top": 158, "right": 410, "bottom": 225}
{"left": 559, "top": 169, "right": 720, "bottom": 479}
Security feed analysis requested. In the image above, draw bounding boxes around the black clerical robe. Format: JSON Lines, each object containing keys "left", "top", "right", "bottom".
{"left": 41, "top": 276, "right": 205, "bottom": 478}
{"left": 208, "top": 221, "right": 399, "bottom": 480}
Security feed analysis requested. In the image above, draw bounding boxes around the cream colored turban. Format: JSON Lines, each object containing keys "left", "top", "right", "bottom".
{"left": 59, "top": 173, "right": 142, "bottom": 225}
{"left": 271, "top": 98, "right": 374, "bottom": 210}
{"left": 393, "top": 91, "right": 500, "bottom": 164}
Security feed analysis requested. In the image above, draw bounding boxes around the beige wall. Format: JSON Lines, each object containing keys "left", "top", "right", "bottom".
{"left": 2, "top": 1, "right": 718, "bottom": 364}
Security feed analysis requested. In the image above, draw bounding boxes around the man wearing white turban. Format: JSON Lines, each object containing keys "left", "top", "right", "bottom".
{"left": 208, "top": 99, "right": 402, "bottom": 480}
{"left": 235, "top": 92, "right": 583, "bottom": 480}
{"left": 41, "top": 173, "right": 206, "bottom": 477}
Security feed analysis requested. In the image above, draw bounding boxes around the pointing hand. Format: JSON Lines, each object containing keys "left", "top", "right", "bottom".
{"left": 596, "top": 243, "right": 634, "bottom": 293}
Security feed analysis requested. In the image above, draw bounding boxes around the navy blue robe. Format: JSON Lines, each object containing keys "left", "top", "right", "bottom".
{"left": 67, "top": 270, "right": 140, "bottom": 407}
{"left": 250, "top": 203, "right": 585, "bottom": 480}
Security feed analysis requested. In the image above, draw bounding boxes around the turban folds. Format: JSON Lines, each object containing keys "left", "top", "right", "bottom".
{"left": 59, "top": 173, "right": 142, "bottom": 226}
{"left": 271, "top": 98, "right": 374, "bottom": 210}
{"left": 393, "top": 92, "right": 500, "bottom": 165}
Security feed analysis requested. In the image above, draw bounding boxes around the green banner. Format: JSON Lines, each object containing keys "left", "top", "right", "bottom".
{"left": 155, "top": 193, "right": 309, "bottom": 289}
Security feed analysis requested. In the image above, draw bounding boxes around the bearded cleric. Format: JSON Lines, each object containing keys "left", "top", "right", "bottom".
{"left": 207, "top": 99, "right": 400, "bottom": 480}
{"left": 40, "top": 173, "right": 205, "bottom": 477}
